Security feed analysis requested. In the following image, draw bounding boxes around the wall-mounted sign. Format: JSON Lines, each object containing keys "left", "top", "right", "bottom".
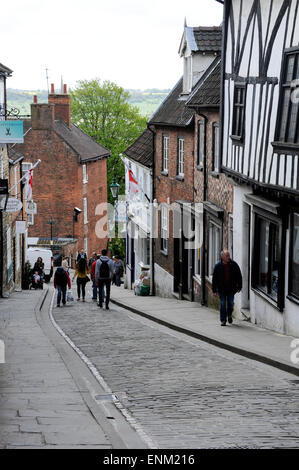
{"left": 5, "top": 198, "right": 23, "bottom": 212}
{"left": 0, "top": 120, "right": 24, "bottom": 143}
{"left": 26, "top": 201, "right": 37, "bottom": 214}
{"left": 16, "top": 221, "right": 26, "bottom": 234}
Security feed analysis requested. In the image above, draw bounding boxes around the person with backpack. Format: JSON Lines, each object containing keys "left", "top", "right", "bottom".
{"left": 72, "top": 258, "right": 89, "bottom": 302}
{"left": 95, "top": 249, "right": 114, "bottom": 310}
{"left": 54, "top": 266, "right": 71, "bottom": 307}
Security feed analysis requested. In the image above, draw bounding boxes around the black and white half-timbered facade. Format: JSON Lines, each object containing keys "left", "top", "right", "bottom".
{"left": 218, "top": 0, "right": 299, "bottom": 335}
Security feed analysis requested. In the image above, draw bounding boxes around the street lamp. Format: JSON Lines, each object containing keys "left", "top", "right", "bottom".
{"left": 47, "top": 217, "right": 55, "bottom": 244}
{"left": 110, "top": 177, "right": 120, "bottom": 200}
{"left": 0, "top": 179, "right": 9, "bottom": 211}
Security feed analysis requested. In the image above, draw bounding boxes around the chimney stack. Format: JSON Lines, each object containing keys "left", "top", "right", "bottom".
{"left": 48, "top": 82, "right": 71, "bottom": 127}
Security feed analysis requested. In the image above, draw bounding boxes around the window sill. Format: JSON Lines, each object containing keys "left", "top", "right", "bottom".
{"left": 196, "top": 165, "right": 204, "bottom": 172}
{"left": 230, "top": 135, "right": 244, "bottom": 145}
{"left": 271, "top": 141, "right": 299, "bottom": 154}
{"left": 251, "top": 287, "right": 282, "bottom": 312}
{"left": 176, "top": 175, "right": 184, "bottom": 182}
{"left": 287, "top": 294, "right": 299, "bottom": 306}
{"left": 160, "top": 250, "right": 168, "bottom": 257}
{"left": 211, "top": 171, "right": 220, "bottom": 179}
{"left": 161, "top": 170, "right": 169, "bottom": 177}
{"left": 83, "top": 180, "right": 88, "bottom": 184}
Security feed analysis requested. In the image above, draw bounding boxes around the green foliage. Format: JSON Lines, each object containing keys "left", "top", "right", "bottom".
{"left": 70, "top": 79, "right": 147, "bottom": 205}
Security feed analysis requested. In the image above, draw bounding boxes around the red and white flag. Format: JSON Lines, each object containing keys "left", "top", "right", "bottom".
{"left": 25, "top": 169, "right": 33, "bottom": 201}
{"left": 128, "top": 169, "right": 138, "bottom": 196}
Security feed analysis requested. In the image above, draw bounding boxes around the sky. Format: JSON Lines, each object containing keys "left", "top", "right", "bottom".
{"left": 2, "top": 0, "right": 223, "bottom": 91}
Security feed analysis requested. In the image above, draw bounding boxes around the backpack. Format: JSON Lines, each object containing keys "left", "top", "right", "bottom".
{"left": 99, "top": 259, "right": 110, "bottom": 278}
{"left": 55, "top": 267, "right": 67, "bottom": 286}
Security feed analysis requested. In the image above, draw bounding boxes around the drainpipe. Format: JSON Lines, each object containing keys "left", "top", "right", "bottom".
{"left": 147, "top": 124, "right": 156, "bottom": 296}
{"left": 196, "top": 111, "right": 208, "bottom": 305}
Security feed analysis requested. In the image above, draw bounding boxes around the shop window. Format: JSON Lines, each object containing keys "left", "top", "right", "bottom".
{"left": 253, "top": 215, "right": 279, "bottom": 301}
{"left": 289, "top": 212, "right": 299, "bottom": 299}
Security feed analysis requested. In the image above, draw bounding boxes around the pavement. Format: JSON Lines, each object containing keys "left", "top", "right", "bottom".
{"left": 0, "top": 287, "right": 146, "bottom": 449}
{"left": 110, "top": 285, "right": 299, "bottom": 377}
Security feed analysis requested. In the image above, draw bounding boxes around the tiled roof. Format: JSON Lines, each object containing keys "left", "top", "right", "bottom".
{"left": 0, "top": 63, "right": 13, "bottom": 76}
{"left": 186, "top": 57, "right": 221, "bottom": 108}
{"left": 124, "top": 128, "right": 153, "bottom": 168}
{"left": 54, "top": 121, "right": 110, "bottom": 162}
{"left": 148, "top": 78, "right": 195, "bottom": 127}
{"left": 193, "top": 26, "right": 222, "bottom": 52}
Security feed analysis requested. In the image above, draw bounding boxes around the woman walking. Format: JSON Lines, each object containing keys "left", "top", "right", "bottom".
{"left": 72, "top": 258, "right": 89, "bottom": 302}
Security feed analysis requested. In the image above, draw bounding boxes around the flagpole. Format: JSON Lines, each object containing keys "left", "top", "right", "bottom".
{"left": 8, "top": 159, "right": 41, "bottom": 193}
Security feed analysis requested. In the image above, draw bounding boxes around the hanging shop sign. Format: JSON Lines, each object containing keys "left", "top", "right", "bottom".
{"left": 0, "top": 120, "right": 24, "bottom": 143}
{"left": 5, "top": 198, "right": 23, "bottom": 212}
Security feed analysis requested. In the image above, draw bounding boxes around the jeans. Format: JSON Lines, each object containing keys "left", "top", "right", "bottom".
{"left": 57, "top": 285, "right": 67, "bottom": 305}
{"left": 115, "top": 273, "right": 121, "bottom": 287}
{"left": 77, "top": 278, "right": 87, "bottom": 299}
{"left": 98, "top": 279, "right": 111, "bottom": 307}
{"left": 219, "top": 291, "right": 235, "bottom": 323}
{"left": 92, "top": 279, "right": 98, "bottom": 299}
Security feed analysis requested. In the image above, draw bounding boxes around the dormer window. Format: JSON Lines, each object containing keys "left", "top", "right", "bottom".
{"left": 183, "top": 56, "right": 192, "bottom": 94}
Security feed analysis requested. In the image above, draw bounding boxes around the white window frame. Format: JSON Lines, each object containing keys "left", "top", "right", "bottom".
{"left": 228, "top": 214, "right": 233, "bottom": 259}
{"left": 83, "top": 197, "right": 88, "bottom": 224}
{"left": 84, "top": 237, "right": 88, "bottom": 256}
{"left": 161, "top": 204, "right": 168, "bottom": 253}
{"left": 22, "top": 162, "right": 33, "bottom": 202}
{"left": 82, "top": 164, "right": 88, "bottom": 184}
{"left": 162, "top": 135, "right": 169, "bottom": 173}
{"left": 197, "top": 121, "right": 204, "bottom": 167}
{"left": 14, "top": 166, "right": 18, "bottom": 198}
{"left": 178, "top": 137, "right": 184, "bottom": 177}
{"left": 16, "top": 233, "right": 20, "bottom": 270}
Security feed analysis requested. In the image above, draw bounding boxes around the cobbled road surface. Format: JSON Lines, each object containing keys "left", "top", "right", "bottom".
{"left": 52, "top": 292, "right": 299, "bottom": 449}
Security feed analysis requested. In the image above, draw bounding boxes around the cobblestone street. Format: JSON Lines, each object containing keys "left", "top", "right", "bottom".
{"left": 53, "top": 289, "right": 299, "bottom": 449}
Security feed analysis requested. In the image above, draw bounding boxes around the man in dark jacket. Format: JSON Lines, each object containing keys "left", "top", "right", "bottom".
{"left": 212, "top": 250, "right": 242, "bottom": 326}
{"left": 54, "top": 267, "right": 71, "bottom": 307}
{"left": 95, "top": 249, "right": 114, "bottom": 310}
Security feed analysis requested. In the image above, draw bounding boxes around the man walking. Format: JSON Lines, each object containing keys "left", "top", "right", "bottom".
{"left": 212, "top": 250, "right": 242, "bottom": 326}
{"left": 95, "top": 249, "right": 114, "bottom": 310}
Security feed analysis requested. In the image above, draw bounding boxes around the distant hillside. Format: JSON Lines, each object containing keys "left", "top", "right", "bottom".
{"left": 7, "top": 88, "right": 170, "bottom": 118}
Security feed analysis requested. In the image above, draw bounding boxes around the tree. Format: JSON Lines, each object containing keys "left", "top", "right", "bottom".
{"left": 70, "top": 79, "right": 147, "bottom": 204}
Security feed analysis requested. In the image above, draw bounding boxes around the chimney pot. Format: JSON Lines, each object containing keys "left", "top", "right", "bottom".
{"left": 63, "top": 84, "right": 67, "bottom": 94}
{"left": 33, "top": 95, "right": 38, "bottom": 103}
{"left": 51, "top": 83, "right": 55, "bottom": 93}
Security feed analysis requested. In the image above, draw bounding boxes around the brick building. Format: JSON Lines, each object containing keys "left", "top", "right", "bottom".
{"left": 15, "top": 84, "right": 110, "bottom": 264}
{"left": 186, "top": 57, "right": 234, "bottom": 308}
{"left": 148, "top": 25, "right": 222, "bottom": 299}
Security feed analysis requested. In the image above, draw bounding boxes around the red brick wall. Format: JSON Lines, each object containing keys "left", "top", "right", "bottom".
{"left": 154, "top": 125, "right": 194, "bottom": 277}
{"left": 193, "top": 111, "right": 234, "bottom": 305}
{"left": 16, "top": 128, "right": 108, "bottom": 261}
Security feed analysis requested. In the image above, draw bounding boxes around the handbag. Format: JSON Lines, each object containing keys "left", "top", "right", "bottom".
{"left": 85, "top": 275, "right": 90, "bottom": 282}
{"left": 67, "top": 289, "right": 74, "bottom": 301}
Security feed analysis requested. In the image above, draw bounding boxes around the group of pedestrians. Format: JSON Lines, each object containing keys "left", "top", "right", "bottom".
{"left": 54, "top": 248, "right": 124, "bottom": 309}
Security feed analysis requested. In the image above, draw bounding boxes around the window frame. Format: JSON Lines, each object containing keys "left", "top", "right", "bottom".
{"left": 212, "top": 122, "right": 220, "bottom": 172}
{"left": 252, "top": 209, "right": 284, "bottom": 310}
{"left": 231, "top": 83, "right": 246, "bottom": 142}
{"left": 197, "top": 120, "right": 204, "bottom": 168}
{"left": 82, "top": 163, "right": 88, "bottom": 184}
{"left": 274, "top": 47, "right": 299, "bottom": 148}
{"left": 162, "top": 134, "right": 169, "bottom": 174}
{"left": 288, "top": 211, "right": 299, "bottom": 302}
{"left": 177, "top": 136, "right": 185, "bottom": 178}
{"left": 83, "top": 197, "right": 88, "bottom": 224}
